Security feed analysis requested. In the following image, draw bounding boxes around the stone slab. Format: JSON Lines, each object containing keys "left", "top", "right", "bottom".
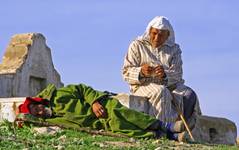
{"left": 113, "top": 93, "right": 149, "bottom": 114}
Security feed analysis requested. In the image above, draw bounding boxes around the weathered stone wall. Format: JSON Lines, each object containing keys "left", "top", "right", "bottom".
{"left": 0, "top": 33, "right": 63, "bottom": 97}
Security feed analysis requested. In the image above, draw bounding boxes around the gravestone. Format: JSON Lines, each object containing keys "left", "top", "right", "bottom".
{"left": 0, "top": 33, "right": 63, "bottom": 97}
{"left": 191, "top": 115, "right": 237, "bottom": 145}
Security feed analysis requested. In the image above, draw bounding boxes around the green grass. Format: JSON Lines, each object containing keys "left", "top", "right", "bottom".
{"left": 0, "top": 121, "right": 238, "bottom": 150}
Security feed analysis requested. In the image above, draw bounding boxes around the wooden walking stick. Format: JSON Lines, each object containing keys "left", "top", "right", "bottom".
{"left": 14, "top": 117, "right": 129, "bottom": 138}
{"left": 171, "top": 94, "right": 195, "bottom": 141}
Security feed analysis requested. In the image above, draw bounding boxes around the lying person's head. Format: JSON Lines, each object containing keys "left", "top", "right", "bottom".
{"left": 18, "top": 97, "right": 52, "bottom": 119}
{"left": 28, "top": 103, "right": 52, "bottom": 118}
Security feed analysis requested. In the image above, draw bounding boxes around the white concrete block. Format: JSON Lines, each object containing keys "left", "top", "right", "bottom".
{"left": 0, "top": 97, "right": 25, "bottom": 122}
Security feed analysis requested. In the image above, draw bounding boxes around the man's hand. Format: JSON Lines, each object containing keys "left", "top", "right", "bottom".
{"left": 141, "top": 64, "right": 154, "bottom": 77}
{"left": 92, "top": 100, "right": 107, "bottom": 118}
{"left": 141, "top": 64, "right": 165, "bottom": 79}
{"left": 154, "top": 65, "right": 165, "bottom": 79}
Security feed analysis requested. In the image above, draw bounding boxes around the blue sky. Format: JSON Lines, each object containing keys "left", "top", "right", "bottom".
{"left": 1, "top": 1, "right": 238, "bottom": 135}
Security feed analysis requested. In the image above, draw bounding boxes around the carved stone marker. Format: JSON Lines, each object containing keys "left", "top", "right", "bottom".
{"left": 191, "top": 115, "right": 237, "bottom": 145}
{"left": 0, "top": 33, "right": 63, "bottom": 97}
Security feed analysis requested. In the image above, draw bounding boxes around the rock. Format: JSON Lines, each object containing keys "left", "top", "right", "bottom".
{"left": 0, "top": 33, "right": 63, "bottom": 97}
{"left": 33, "top": 126, "right": 62, "bottom": 135}
{"left": 129, "top": 137, "right": 137, "bottom": 143}
{"left": 55, "top": 145, "right": 64, "bottom": 150}
{"left": 58, "top": 135, "right": 67, "bottom": 142}
{"left": 191, "top": 115, "right": 237, "bottom": 145}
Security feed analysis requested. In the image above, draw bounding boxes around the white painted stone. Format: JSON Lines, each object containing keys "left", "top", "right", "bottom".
{"left": 0, "top": 33, "right": 63, "bottom": 97}
{"left": 113, "top": 93, "right": 149, "bottom": 114}
{"left": 0, "top": 97, "right": 25, "bottom": 122}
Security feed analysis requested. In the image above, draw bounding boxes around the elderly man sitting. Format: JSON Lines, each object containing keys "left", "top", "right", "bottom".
{"left": 17, "top": 83, "right": 191, "bottom": 141}
{"left": 122, "top": 16, "right": 201, "bottom": 124}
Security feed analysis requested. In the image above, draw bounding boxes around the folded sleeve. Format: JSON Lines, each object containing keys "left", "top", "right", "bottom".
{"left": 122, "top": 41, "right": 144, "bottom": 85}
{"left": 77, "top": 84, "right": 108, "bottom": 106}
{"left": 164, "top": 44, "right": 184, "bottom": 86}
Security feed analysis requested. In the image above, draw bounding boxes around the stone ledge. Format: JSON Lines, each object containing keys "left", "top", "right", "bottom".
{"left": 112, "top": 93, "right": 149, "bottom": 113}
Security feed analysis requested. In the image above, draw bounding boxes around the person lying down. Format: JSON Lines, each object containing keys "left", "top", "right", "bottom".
{"left": 17, "top": 83, "right": 189, "bottom": 141}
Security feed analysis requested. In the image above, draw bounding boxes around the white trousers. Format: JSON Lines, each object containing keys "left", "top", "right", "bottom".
{"left": 133, "top": 83, "right": 185, "bottom": 123}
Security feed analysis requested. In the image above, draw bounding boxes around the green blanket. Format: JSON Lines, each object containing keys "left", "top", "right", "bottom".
{"left": 37, "top": 84, "right": 158, "bottom": 138}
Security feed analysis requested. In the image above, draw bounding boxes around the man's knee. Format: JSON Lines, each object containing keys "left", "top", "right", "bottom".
{"left": 184, "top": 88, "right": 196, "bottom": 104}
{"left": 183, "top": 87, "right": 197, "bottom": 119}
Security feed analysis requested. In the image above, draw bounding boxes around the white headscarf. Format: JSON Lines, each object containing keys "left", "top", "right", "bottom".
{"left": 138, "top": 16, "right": 175, "bottom": 47}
